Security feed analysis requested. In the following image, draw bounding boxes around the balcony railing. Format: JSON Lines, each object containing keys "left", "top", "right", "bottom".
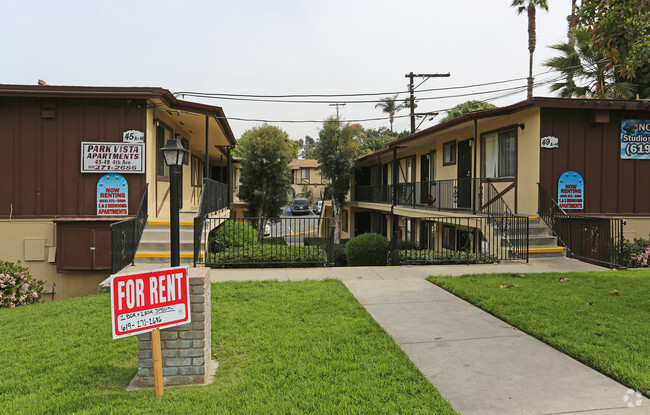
{"left": 356, "top": 179, "right": 482, "bottom": 212}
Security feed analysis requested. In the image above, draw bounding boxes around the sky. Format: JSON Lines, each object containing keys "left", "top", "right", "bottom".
{"left": 2, "top": 0, "right": 572, "bottom": 142}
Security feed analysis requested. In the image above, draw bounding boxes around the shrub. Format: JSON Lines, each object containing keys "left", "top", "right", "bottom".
{"left": 346, "top": 233, "right": 389, "bottom": 266}
{"left": 618, "top": 237, "right": 650, "bottom": 268}
{"left": 399, "top": 250, "right": 499, "bottom": 265}
{"left": 209, "top": 221, "right": 258, "bottom": 252}
{"left": 0, "top": 260, "right": 44, "bottom": 308}
{"left": 207, "top": 245, "right": 326, "bottom": 268}
{"left": 263, "top": 237, "right": 287, "bottom": 246}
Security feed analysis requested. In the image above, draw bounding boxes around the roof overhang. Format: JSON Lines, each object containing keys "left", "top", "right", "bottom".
{"left": 358, "top": 97, "right": 650, "bottom": 162}
{"left": 0, "top": 84, "right": 237, "bottom": 147}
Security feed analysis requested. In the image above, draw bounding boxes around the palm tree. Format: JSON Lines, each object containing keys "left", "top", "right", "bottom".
{"left": 544, "top": 29, "right": 636, "bottom": 99}
{"left": 511, "top": 0, "right": 549, "bottom": 99}
{"left": 375, "top": 95, "right": 404, "bottom": 132}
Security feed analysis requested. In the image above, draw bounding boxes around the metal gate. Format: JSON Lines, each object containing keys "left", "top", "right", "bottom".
{"left": 199, "top": 216, "right": 333, "bottom": 268}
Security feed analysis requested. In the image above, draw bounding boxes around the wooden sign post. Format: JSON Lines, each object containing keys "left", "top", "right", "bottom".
{"left": 151, "top": 328, "right": 164, "bottom": 396}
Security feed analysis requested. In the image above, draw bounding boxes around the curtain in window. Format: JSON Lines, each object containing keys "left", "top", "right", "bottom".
{"left": 484, "top": 133, "right": 498, "bottom": 178}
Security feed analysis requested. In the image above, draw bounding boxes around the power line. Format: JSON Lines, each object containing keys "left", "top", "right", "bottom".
{"left": 173, "top": 75, "right": 538, "bottom": 100}
{"left": 177, "top": 84, "right": 531, "bottom": 105}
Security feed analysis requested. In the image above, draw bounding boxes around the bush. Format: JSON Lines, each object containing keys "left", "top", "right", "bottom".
{"left": 618, "top": 237, "right": 650, "bottom": 268}
{"left": 207, "top": 245, "right": 327, "bottom": 268}
{"left": 346, "top": 233, "right": 389, "bottom": 266}
{"left": 400, "top": 250, "right": 499, "bottom": 265}
{"left": 263, "top": 237, "right": 287, "bottom": 246}
{"left": 209, "top": 221, "right": 258, "bottom": 252}
{"left": 397, "top": 240, "right": 420, "bottom": 250}
{"left": 0, "top": 260, "right": 44, "bottom": 308}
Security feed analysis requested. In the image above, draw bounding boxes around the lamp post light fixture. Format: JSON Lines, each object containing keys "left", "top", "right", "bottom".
{"left": 159, "top": 137, "right": 188, "bottom": 267}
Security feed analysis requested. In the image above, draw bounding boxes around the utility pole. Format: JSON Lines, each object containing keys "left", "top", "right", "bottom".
{"left": 328, "top": 103, "right": 346, "bottom": 120}
{"left": 406, "top": 72, "right": 450, "bottom": 134}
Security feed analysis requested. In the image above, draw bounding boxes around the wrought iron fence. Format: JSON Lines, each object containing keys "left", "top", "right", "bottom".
{"left": 397, "top": 215, "right": 529, "bottom": 265}
{"left": 110, "top": 184, "right": 148, "bottom": 274}
{"left": 538, "top": 183, "right": 625, "bottom": 267}
{"left": 203, "top": 216, "right": 333, "bottom": 268}
{"left": 194, "top": 178, "right": 229, "bottom": 266}
{"left": 356, "top": 179, "right": 482, "bottom": 212}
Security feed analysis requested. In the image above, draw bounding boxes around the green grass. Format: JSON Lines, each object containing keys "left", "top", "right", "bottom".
{"left": 428, "top": 270, "right": 650, "bottom": 397}
{"left": 0, "top": 280, "right": 457, "bottom": 414}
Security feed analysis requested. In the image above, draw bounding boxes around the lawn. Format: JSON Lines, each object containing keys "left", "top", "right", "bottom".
{"left": 428, "top": 269, "right": 650, "bottom": 397}
{"left": 0, "top": 279, "right": 457, "bottom": 414}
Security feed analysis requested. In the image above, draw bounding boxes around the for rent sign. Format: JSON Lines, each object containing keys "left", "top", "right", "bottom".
{"left": 558, "top": 171, "right": 584, "bottom": 210}
{"left": 81, "top": 142, "right": 145, "bottom": 173}
{"left": 111, "top": 267, "right": 191, "bottom": 339}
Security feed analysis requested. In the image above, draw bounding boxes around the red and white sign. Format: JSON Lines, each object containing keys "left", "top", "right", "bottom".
{"left": 111, "top": 266, "right": 191, "bottom": 339}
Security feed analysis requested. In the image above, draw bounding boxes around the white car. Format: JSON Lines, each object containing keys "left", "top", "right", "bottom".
{"left": 313, "top": 200, "right": 323, "bottom": 215}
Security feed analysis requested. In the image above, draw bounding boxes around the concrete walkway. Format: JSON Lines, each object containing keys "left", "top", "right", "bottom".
{"left": 207, "top": 258, "right": 649, "bottom": 415}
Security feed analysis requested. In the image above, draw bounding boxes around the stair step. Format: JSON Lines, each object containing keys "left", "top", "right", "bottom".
{"left": 134, "top": 252, "right": 200, "bottom": 265}
{"left": 138, "top": 241, "right": 194, "bottom": 251}
{"left": 148, "top": 219, "right": 195, "bottom": 226}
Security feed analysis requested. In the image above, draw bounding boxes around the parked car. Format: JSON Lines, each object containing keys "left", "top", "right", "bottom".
{"left": 313, "top": 200, "right": 323, "bottom": 215}
{"left": 290, "top": 198, "right": 310, "bottom": 215}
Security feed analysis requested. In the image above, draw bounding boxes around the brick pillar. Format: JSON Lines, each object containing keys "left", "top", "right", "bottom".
{"left": 135, "top": 267, "right": 212, "bottom": 387}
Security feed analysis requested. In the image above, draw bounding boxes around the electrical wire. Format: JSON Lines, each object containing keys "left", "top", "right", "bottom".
{"left": 173, "top": 75, "right": 539, "bottom": 100}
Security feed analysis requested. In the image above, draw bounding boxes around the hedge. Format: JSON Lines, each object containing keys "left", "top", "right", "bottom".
{"left": 399, "top": 250, "right": 499, "bottom": 265}
{"left": 207, "top": 245, "right": 327, "bottom": 268}
{"left": 346, "top": 233, "right": 390, "bottom": 266}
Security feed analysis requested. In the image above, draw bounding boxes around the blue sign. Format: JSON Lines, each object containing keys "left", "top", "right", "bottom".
{"left": 97, "top": 174, "right": 128, "bottom": 215}
{"left": 621, "top": 119, "right": 650, "bottom": 159}
{"left": 558, "top": 171, "right": 584, "bottom": 210}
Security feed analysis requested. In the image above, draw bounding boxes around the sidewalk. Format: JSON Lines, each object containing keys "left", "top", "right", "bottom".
{"left": 207, "top": 258, "right": 649, "bottom": 415}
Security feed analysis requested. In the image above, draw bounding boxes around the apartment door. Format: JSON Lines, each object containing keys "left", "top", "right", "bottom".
{"left": 457, "top": 139, "right": 472, "bottom": 209}
{"left": 420, "top": 154, "right": 429, "bottom": 204}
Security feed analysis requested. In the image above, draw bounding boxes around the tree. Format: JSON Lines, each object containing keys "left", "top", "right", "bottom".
{"left": 574, "top": 0, "right": 650, "bottom": 80}
{"left": 544, "top": 28, "right": 636, "bottom": 99}
{"left": 511, "top": 0, "right": 549, "bottom": 99}
{"left": 360, "top": 127, "right": 409, "bottom": 154}
{"left": 297, "top": 135, "right": 317, "bottom": 159}
{"left": 236, "top": 125, "right": 294, "bottom": 241}
{"left": 374, "top": 95, "right": 405, "bottom": 132}
{"left": 233, "top": 134, "right": 298, "bottom": 160}
{"left": 314, "top": 117, "right": 361, "bottom": 243}
{"left": 439, "top": 100, "right": 497, "bottom": 123}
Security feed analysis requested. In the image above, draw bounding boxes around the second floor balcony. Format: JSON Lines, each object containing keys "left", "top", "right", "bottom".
{"left": 355, "top": 178, "right": 512, "bottom": 216}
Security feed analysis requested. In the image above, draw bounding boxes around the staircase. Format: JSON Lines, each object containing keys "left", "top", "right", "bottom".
{"left": 507, "top": 216, "right": 565, "bottom": 258}
{"left": 134, "top": 212, "right": 198, "bottom": 266}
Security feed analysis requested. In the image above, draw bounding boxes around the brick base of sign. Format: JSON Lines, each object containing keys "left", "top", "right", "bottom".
{"left": 130, "top": 267, "right": 214, "bottom": 387}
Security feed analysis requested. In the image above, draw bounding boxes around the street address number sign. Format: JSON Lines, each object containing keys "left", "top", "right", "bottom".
{"left": 111, "top": 267, "right": 191, "bottom": 339}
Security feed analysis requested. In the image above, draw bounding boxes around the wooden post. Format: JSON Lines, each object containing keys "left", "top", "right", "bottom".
{"left": 151, "top": 328, "right": 164, "bottom": 396}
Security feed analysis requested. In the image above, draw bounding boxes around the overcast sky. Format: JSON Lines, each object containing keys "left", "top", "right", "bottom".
{"left": 2, "top": 0, "right": 572, "bottom": 141}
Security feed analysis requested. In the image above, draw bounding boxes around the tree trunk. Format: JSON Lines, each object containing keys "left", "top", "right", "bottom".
{"left": 332, "top": 197, "right": 341, "bottom": 244}
{"left": 527, "top": 3, "right": 536, "bottom": 99}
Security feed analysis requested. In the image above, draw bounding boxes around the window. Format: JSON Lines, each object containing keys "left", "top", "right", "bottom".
{"left": 301, "top": 168, "right": 310, "bottom": 181}
{"left": 405, "top": 156, "right": 416, "bottom": 182}
{"left": 443, "top": 141, "right": 456, "bottom": 165}
{"left": 342, "top": 210, "right": 348, "bottom": 232}
{"left": 191, "top": 155, "right": 203, "bottom": 186}
{"left": 482, "top": 129, "right": 515, "bottom": 178}
{"left": 181, "top": 138, "right": 190, "bottom": 165}
{"left": 442, "top": 225, "right": 455, "bottom": 250}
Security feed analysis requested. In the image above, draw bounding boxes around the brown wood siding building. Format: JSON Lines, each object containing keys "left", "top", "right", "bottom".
{"left": 540, "top": 107, "right": 650, "bottom": 215}
{"left": 0, "top": 97, "right": 147, "bottom": 218}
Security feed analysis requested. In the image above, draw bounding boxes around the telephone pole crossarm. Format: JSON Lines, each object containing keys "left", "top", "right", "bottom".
{"left": 405, "top": 72, "right": 451, "bottom": 134}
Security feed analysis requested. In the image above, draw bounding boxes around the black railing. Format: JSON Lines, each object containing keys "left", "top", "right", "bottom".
{"left": 538, "top": 183, "right": 625, "bottom": 267}
{"left": 194, "top": 178, "right": 229, "bottom": 266}
{"left": 481, "top": 181, "right": 527, "bottom": 260}
{"left": 356, "top": 179, "right": 481, "bottom": 212}
{"left": 203, "top": 216, "right": 332, "bottom": 268}
{"left": 110, "top": 184, "right": 148, "bottom": 274}
{"left": 398, "top": 215, "right": 529, "bottom": 265}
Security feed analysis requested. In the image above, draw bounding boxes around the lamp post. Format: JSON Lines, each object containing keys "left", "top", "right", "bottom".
{"left": 159, "top": 138, "right": 188, "bottom": 267}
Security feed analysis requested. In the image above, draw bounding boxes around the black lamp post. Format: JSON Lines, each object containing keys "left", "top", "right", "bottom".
{"left": 159, "top": 138, "right": 188, "bottom": 267}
